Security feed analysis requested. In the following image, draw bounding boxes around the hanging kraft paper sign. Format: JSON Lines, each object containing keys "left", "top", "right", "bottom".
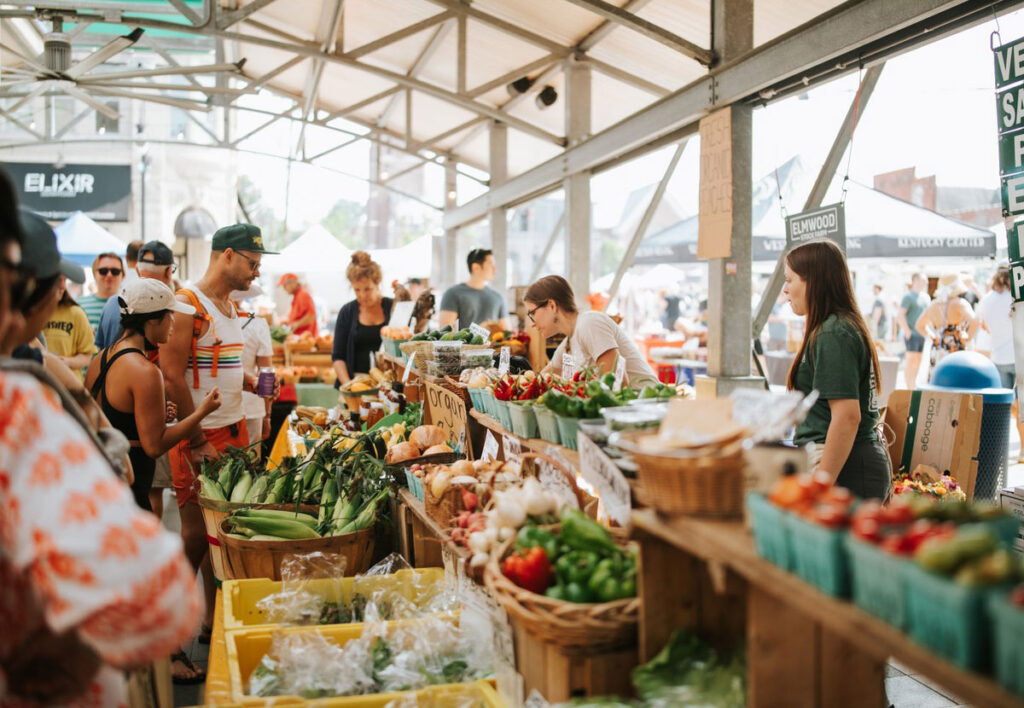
{"left": 697, "top": 106, "right": 733, "bottom": 259}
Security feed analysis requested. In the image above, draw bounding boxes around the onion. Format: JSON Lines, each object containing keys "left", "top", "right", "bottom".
{"left": 495, "top": 498, "right": 526, "bottom": 528}
{"left": 449, "top": 475, "right": 477, "bottom": 485}
{"left": 467, "top": 531, "right": 490, "bottom": 554}
{"left": 430, "top": 470, "right": 451, "bottom": 499}
{"left": 449, "top": 460, "right": 475, "bottom": 477}
{"left": 522, "top": 479, "right": 551, "bottom": 516}
{"left": 470, "top": 552, "right": 490, "bottom": 567}
{"left": 410, "top": 425, "right": 448, "bottom": 450}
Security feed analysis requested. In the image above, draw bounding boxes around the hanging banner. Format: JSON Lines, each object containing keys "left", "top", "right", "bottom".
{"left": 697, "top": 107, "right": 733, "bottom": 259}
{"left": 6, "top": 162, "right": 131, "bottom": 221}
{"left": 785, "top": 203, "right": 846, "bottom": 252}
{"left": 995, "top": 36, "right": 1024, "bottom": 88}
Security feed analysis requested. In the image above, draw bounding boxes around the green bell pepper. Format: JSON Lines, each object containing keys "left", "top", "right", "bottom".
{"left": 515, "top": 526, "right": 559, "bottom": 559}
{"left": 560, "top": 509, "right": 620, "bottom": 556}
{"left": 545, "top": 584, "right": 567, "bottom": 601}
{"left": 564, "top": 581, "right": 593, "bottom": 603}
{"left": 555, "top": 550, "right": 599, "bottom": 585}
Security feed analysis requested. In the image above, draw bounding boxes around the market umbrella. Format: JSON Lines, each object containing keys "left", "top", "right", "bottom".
{"left": 54, "top": 211, "right": 126, "bottom": 265}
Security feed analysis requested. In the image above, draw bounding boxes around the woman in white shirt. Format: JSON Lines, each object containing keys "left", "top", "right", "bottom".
{"left": 525, "top": 275, "right": 656, "bottom": 385}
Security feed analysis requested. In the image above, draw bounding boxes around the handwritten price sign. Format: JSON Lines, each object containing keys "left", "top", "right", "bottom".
{"left": 424, "top": 380, "right": 472, "bottom": 459}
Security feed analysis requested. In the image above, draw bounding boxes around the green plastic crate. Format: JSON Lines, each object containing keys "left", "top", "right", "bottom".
{"left": 478, "top": 388, "right": 497, "bottom": 418}
{"left": 785, "top": 513, "right": 849, "bottom": 597}
{"left": 746, "top": 493, "right": 793, "bottom": 570}
{"left": 989, "top": 592, "right": 1024, "bottom": 698}
{"left": 555, "top": 415, "right": 581, "bottom": 450}
{"left": 535, "top": 406, "right": 561, "bottom": 445}
{"left": 904, "top": 563, "right": 997, "bottom": 671}
{"left": 492, "top": 398, "right": 514, "bottom": 431}
{"left": 846, "top": 535, "right": 908, "bottom": 629}
{"left": 404, "top": 469, "right": 425, "bottom": 502}
{"left": 467, "top": 387, "right": 484, "bottom": 412}
{"left": 508, "top": 402, "right": 538, "bottom": 438}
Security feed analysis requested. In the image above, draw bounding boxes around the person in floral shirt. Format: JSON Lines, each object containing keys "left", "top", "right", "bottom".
{"left": 0, "top": 168, "right": 203, "bottom": 706}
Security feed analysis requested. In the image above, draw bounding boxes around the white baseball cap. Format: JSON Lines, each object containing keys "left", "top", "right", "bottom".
{"left": 118, "top": 278, "right": 196, "bottom": 316}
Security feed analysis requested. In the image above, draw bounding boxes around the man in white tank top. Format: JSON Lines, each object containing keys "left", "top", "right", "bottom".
{"left": 160, "top": 223, "right": 277, "bottom": 637}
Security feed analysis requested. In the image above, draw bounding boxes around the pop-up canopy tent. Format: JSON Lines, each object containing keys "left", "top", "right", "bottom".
{"left": 54, "top": 211, "right": 126, "bottom": 266}
{"left": 263, "top": 224, "right": 352, "bottom": 274}
{"left": 635, "top": 157, "right": 996, "bottom": 264}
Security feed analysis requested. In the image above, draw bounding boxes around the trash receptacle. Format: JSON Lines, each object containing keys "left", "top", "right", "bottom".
{"left": 923, "top": 352, "right": 1014, "bottom": 500}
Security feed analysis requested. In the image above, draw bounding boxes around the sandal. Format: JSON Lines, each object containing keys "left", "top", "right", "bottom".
{"left": 197, "top": 624, "right": 213, "bottom": 645}
{"left": 170, "top": 650, "right": 206, "bottom": 685}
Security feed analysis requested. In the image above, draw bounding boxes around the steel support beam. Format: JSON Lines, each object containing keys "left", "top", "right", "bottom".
{"left": 528, "top": 209, "right": 566, "bottom": 283}
{"left": 442, "top": 0, "right": 991, "bottom": 230}
{"left": 296, "top": 0, "right": 345, "bottom": 157}
{"left": 563, "top": 57, "right": 591, "bottom": 309}
{"left": 377, "top": 18, "right": 454, "bottom": 127}
{"left": 489, "top": 121, "right": 509, "bottom": 296}
{"left": 217, "top": 0, "right": 281, "bottom": 29}
{"left": 751, "top": 62, "right": 886, "bottom": 338}
{"left": 368, "top": 140, "right": 390, "bottom": 248}
{"left": 561, "top": 0, "right": 713, "bottom": 66}
{"left": 439, "top": 157, "right": 458, "bottom": 288}
{"left": 607, "top": 140, "right": 686, "bottom": 304}
{"left": 345, "top": 11, "right": 454, "bottom": 60}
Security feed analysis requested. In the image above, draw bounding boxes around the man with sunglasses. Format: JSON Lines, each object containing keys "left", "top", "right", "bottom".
{"left": 79, "top": 252, "right": 125, "bottom": 335}
{"left": 160, "top": 223, "right": 277, "bottom": 639}
{"left": 95, "top": 241, "right": 176, "bottom": 350}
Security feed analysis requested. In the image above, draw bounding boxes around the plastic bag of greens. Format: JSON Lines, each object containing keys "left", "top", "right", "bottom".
{"left": 249, "top": 630, "right": 377, "bottom": 698}
{"left": 256, "top": 551, "right": 350, "bottom": 625}
{"left": 632, "top": 631, "right": 745, "bottom": 708}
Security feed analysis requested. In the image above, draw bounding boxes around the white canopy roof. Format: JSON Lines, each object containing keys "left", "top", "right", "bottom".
{"left": 262, "top": 224, "right": 352, "bottom": 274}
{"left": 54, "top": 211, "right": 126, "bottom": 266}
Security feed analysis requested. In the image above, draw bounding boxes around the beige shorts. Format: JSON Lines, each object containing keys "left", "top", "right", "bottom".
{"left": 151, "top": 452, "right": 172, "bottom": 488}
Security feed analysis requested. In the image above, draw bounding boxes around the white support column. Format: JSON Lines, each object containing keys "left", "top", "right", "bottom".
{"left": 703, "top": 0, "right": 758, "bottom": 397}
{"left": 437, "top": 156, "right": 458, "bottom": 288}
{"left": 367, "top": 140, "right": 390, "bottom": 248}
{"left": 564, "top": 56, "right": 591, "bottom": 309}
{"left": 489, "top": 120, "right": 509, "bottom": 296}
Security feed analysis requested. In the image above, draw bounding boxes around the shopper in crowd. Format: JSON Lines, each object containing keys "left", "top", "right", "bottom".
{"left": 332, "top": 251, "right": 392, "bottom": 386}
{"left": 234, "top": 285, "right": 274, "bottom": 454}
{"left": 438, "top": 248, "right": 508, "bottom": 329}
{"left": 279, "top": 272, "right": 317, "bottom": 337}
{"left": 897, "top": 272, "right": 930, "bottom": 389}
{"left": 96, "top": 240, "right": 177, "bottom": 349}
{"left": 78, "top": 252, "right": 125, "bottom": 334}
{"left": 916, "top": 273, "right": 979, "bottom": 370}
{"left": 869, "top": 284, "right": 889, "bottom": 343}
{"left": 161, "top": 223, "right": 275, "bottom": 641}
{"left": 0, "top": 169, "right": 203, "bottom": 707}
{"left": 526, "top": 275, "right": 656, "bottom": 386}
{"left": 784, "top": 240, "right": 890, "bottom": 500}
{"left": 975, "top": 268, "right": 1024, "bottom": 460}
{"left": 86, "top": 277, "right": 223, "bottom": 513}
{"left": 407, "top": 277, "right": 427, "bottom": 302}
{"left": 123, "top": 239, "right": 143, "bottom": 286}
{"left": 44, "top": 280, "right": 97, "bottom": 380}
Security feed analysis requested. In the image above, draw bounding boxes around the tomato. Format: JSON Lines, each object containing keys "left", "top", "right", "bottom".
{"left": 808, "top": 471, "right": 832, "bottom": 496}
{"left": 879, "top": 503, "right": 914, "bottom": 526}
{"left": 852, "top": 517, "right": 881, "bottom": 543}
{"left": 768, "top": 476, "right": 804, "bottom": 509}
{"left": 821, "top": 486, "right": 853, "bottom": 507}
{"left": 1010, "top": 585, "right": 1024, "bottom": 608}
{"left": 812, "top": 503, "right": 849, "bottom": 528}
{"left": 881, "top": 535, "right": 907, "bottom": 556}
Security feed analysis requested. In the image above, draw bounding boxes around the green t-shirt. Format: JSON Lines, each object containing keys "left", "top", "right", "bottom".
{"left": 900, "top": 291, "right": 929, "bottom": 331}
{"left": 77, "top": 293, "right": 108, "bottom": 334}
{"left": 793, "top": 314, "right": 880, "bottom": 446}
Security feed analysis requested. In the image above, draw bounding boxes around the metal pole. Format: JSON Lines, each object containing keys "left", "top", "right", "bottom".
{"left": 751, "top": 62, "right": 885, "bottom": 338}
{"left": 489, "top": 120, "right": 508, "bottom": 295}
{"left": 607, "top": 139, "right": 686, "bottom": 303}
{"left": 564, "top": 56, "right": 591, "bottom": 309}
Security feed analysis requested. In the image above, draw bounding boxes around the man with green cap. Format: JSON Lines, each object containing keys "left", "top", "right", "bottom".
{"left": 159, "top": 223, "right": 276, "bottom": 636}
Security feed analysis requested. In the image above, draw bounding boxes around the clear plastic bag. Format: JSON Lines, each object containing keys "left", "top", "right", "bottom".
{"left": 256, "top": 551, "right": 349, "bottom": 626}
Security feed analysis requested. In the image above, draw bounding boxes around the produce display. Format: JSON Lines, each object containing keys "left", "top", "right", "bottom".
{"left": 556, "top": 631, "right": 745, "bottom": 707}
{"left": 270, "top": 324, "right": 289, "bottom": 343}
{"left": 892, "top": 470, "right": 967, "bottom": 501}
{"left": 383, "top": 424, "right": 454, "bottom": 464}
{"left": 913, "top": 527, "right": 1022, "bottom": 586}
{"left": 411, "top": 325, "right": 488, "bottom": 345}
{"left": 502, "top": 510, "right": 638, "bottom": 604}
{"left": 199, "top": 445, "right": 323, "bottom": 506}
{"left": 767, "top": 471, "right": 855, "bottom": 527}
{"left": 380, "top": 326, "right": 413, "bottom": 341}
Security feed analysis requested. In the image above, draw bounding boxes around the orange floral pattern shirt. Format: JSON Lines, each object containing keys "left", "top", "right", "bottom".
{"left": 0, "top": 372, "right": 203, "bottom": 707}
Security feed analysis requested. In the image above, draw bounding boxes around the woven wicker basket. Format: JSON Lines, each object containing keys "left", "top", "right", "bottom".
{"left": 443, "top": 376, "right": 472, "bottom": 405}
{"left": 619, "top": 432, "right": 746, "bottom": 517}
{"left": 218, "top": 519, "right": 374, "bottom": 580}
{"left": 484, "top": 533, "right": 639, "bottom": 652}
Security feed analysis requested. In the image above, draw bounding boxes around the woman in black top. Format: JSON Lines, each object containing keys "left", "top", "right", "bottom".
{"left": 332, "top": 251, "right": 393, "bottom": 386}
{"left": 85, "top": 278, "right": 221, "bottom": 510}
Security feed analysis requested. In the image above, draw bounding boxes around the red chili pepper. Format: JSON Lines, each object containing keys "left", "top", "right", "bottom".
{"left": 502, "top": 546, "right": 553, "bottom": 594}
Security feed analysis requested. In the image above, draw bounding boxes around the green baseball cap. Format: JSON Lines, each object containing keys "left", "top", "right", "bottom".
{"left": 210, "top": 223, "right": 277, "bottom": 254}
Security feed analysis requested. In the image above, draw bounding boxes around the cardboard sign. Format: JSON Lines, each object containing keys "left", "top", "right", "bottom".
{"left": 577, "top": 433, "right": 631, "bottom": 525}
{"left": 884, "top": 390, "right": 982, "bottom": 499}
{"left": 697, "top": 106, "right": 733, "bottom": 260}
{"left": 424, "top": 380, "right": 471, "bottom": 459}
{"left": 481, "top": 431, "right": 500, "bottom": 462}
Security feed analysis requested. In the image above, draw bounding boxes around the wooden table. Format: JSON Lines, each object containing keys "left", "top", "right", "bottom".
{"left": 396, "top": 488, "right": 469, "bottom": 569}
{"left": 632, "top": 510, "right": 1023, "bottom": 708}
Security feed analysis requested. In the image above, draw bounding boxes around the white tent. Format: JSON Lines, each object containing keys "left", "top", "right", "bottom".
{"left": 55, "top": 211, "right": 126, "bottom": 266}
{"left": 262, "top": 224, "right": 351, "bottom": 274}
{"left": 370, "top": 235, "right": 433, "bottom": 288}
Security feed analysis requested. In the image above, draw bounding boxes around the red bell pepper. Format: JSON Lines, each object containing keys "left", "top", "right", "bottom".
{"left": 502, "top": 546, "right": 554, "bottom": 594}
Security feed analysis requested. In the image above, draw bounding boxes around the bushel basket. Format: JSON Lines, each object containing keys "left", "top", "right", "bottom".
{"left": 483, "top": 532, "right": 639, "bottom": 652}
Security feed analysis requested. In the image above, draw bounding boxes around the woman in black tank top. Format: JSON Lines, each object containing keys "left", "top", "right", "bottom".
{"left": 85, "top": 281, "right": 222, "bottom": 511}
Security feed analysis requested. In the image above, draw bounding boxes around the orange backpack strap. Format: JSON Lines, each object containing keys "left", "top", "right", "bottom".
{"left": 176, "top": 288, "right": 212, "bottom": 389}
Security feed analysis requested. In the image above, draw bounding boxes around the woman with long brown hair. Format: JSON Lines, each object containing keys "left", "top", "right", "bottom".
{"left": 784, "top": 240, "right": 890, "bottom": 499}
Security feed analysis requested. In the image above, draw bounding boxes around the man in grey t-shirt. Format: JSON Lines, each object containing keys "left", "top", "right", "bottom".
{"left": 438, "top": 248, "right": 508, "bottom": 329}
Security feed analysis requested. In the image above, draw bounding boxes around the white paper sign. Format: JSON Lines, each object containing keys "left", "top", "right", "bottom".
{"left": 503, "top": 434, "right": 522, "bottom": 463}
{"left": 481, "top": 431, "right": 500, "bottom": 461}
{"left": 388, "top": 300, "right": 415, "bottom": 328}
{"left": 561, "top": 353, "right": 576, "bottom": 382}
{"left": 577, "top": 433, "right": 632, "bottom": 525}
{"left": 470, "top": 322, "right": 491, "bottom": 341}
{"left": 369, "top": 351, "right": 376, "bottom": 371}
{"left": 613, "top": 355, "right": 626, "bottom": 391}
{"left": 499, "top": 346, "right": 511, "bottom": 375}
{"left": 402, "top": 352, "right": 416, "bottom": 382}
{"left": 537, "top": 458, "right": 580, "bottom": 511}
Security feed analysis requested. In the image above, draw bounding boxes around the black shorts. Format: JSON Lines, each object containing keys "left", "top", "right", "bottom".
{"left": 905, "top": 332, "right": 925, "bottom": 353}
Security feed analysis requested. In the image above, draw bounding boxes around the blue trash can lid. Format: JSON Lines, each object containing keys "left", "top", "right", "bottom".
{"left": 923, "top": 351, "right": 1014, "bottom": 403}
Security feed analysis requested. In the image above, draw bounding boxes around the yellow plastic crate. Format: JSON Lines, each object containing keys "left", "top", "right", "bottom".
{"left": 222, "top": 568, "right": 446, "bottom": 631}
{"left": 225, "top": 621, "right": 496, "bottom": 706}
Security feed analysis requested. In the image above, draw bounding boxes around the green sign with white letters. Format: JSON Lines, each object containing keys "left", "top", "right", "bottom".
{"left": 995, "top": 36, "right": 1024, "bottom": 89}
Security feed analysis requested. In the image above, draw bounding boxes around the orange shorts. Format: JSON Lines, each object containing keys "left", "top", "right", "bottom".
{"left": 171, "top": 420, "right": 249, "bottom": 507}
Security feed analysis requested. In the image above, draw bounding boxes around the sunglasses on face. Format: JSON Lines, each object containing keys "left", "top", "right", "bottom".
{"left": 96, "top": 267, "right": 122, "bottom": 277}
{"left": 235, "top": 251, "right": 261, "bottom": 273}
